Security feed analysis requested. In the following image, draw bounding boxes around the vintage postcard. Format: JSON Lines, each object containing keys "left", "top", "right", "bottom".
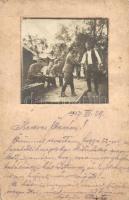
{"left": 0, "top": 0, "right": 129, "bottom": 200}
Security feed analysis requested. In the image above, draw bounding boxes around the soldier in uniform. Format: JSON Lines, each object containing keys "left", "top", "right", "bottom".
{"left": 27, "top": 58, "right": 45, "bottom": 84}
{"left": 61, "top": 46, "right": 78, "bottom": 97}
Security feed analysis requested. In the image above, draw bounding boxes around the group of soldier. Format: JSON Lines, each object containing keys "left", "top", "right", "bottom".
{"left": 27, "top": 39, "right": 103, "bottom": 97}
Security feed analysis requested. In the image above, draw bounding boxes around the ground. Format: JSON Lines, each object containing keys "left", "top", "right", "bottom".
{"left": 31, "top": 77, "right": 108, "bottom": 104}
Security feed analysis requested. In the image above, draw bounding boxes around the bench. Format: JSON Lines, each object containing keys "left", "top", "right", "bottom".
{"left": 21, "top": 82, "right": 45, "bottom": 104}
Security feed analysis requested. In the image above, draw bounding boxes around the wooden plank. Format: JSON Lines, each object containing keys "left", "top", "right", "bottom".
{"left": 22, "top": 83, "right": 44, "bottom": 91}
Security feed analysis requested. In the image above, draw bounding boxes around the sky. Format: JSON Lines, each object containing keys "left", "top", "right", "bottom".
{"left": 22, "top": 18, "right": 108, "bottom": 47}
{"left": 22, "top": 19, "right": 75, "bottom": 45}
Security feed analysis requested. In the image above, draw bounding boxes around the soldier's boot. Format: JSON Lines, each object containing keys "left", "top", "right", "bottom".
{"left": 71, "top": 91, "right": 77, "bottom": 97}
{"left": 61, "top": 92, "right": 67, "bottom": 97}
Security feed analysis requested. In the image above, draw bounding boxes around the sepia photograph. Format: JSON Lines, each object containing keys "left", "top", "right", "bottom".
{"left": 21, "top": 18, "right": 108, "bottom": 104}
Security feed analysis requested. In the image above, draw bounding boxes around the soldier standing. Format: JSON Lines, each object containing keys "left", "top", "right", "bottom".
{"left": 81, "top": 40, "right": 102, "bottom": 95}
{"left": 61, "top": 47, "right": 78, "bottom": 97}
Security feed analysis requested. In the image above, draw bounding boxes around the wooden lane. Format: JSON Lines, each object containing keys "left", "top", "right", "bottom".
{"left": 41, "top": 78, "right": 86, "bottom": 104}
